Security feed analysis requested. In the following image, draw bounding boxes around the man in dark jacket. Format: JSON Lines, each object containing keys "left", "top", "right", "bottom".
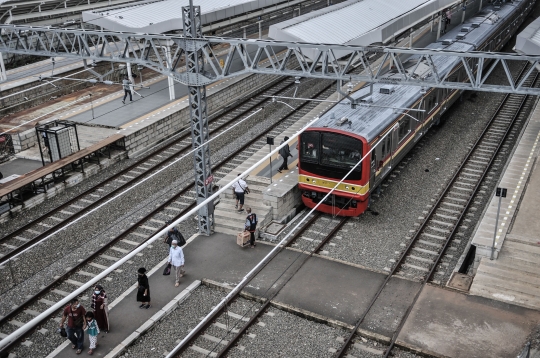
{"left": 245, "top": 207, "right": 258, "bottom": 248}
{"left": 278, "top": 136, "right": 293, "bottom": 173}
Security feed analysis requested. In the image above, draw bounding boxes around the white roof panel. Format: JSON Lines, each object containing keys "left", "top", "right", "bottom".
{"left": 283, "top": 0, "right": 427, "bottom": 45}
{"left": 270, "top": 0, "right": 458, "bottom": 60}
{"left": 83, "top": 0, "right": 283, "bottom": 33}
{"left": 516, "top": 16, "right": 540, "bottom": 55}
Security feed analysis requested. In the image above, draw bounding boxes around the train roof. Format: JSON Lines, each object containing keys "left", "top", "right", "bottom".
{"left": 309, "top": 1, "right": 523, "bottom": 143}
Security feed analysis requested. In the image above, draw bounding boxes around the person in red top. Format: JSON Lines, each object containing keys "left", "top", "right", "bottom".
{"left": 60, "top": 298, "right": 87, "bottom": 354}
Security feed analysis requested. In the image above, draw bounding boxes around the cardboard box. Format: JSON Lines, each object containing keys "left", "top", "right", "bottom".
{"left": 237, "top": 231, "right": 250, "bottom": 247}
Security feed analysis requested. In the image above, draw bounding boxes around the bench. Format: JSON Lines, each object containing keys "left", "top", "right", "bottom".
{"left": 0, "top": 134, "right": 124, "bottom": 210}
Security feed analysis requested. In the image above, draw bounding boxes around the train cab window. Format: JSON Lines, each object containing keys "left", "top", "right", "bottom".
{"left": 300, "top": 131, "right": 320, "bottom": 163}
{"left": 321, "top": 132, "right": 362, "bottom": 169}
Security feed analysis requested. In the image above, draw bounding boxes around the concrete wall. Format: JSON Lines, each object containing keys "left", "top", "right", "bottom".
{"left": 124, "top": 73, "right": 282, "bottom": 156}
{"left": 263, "top": 173, "right": 302, "bottom": 222}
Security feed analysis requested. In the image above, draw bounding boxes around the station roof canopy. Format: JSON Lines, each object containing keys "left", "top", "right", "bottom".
{"left": 515, "top": 16, "right": 540, "bottom": 55}
{"left": 269, "top": 0, "right": 457, "bottom": 60}
{"left": 82, "top": 0, "right": 286, "bottom": 34}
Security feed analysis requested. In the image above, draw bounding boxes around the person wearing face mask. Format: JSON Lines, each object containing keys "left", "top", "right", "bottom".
{"left": 137, "top": 267, "right": 151, "bottom": 309}
{"left": 84, "top": 312, "right": 99, "bottom": 355}
{"left": 91, "top": 285, "right": 109, "bottom": 333}
{"left": 60, "top": 298, "right": 87, "bottom": 354}
{"left": 168, "top": 239, "right": 185, "bottom": 287}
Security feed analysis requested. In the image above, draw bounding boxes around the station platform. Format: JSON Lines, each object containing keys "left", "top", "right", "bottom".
{"left": 469, "top": 99, "right": 540, "bottom": 310}
{"left": 45, "top": 231, "right": 540, "bottom": 358}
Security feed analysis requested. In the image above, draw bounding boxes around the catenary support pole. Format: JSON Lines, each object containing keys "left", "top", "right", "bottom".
{"left": 0, "top": 115, "right": 317, "bottom": 354}
{"left": 183, "top": 0, "right": 214, "bottom": 235}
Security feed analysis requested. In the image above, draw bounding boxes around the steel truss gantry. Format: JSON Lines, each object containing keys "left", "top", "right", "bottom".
{"left": 1, "top": 24, "right": 540, "bottom": 94}
{"left": 1, "top": 18, "right": 540, "bottom": 232}
{"left": 182, "top": 3, "right": 214, "bottom": 235}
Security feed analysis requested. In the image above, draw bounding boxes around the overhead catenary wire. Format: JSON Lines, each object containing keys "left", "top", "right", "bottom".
{"left": 3, "top": 106, "right": 264, "bottom": 264}
{"left": 167, "top": 121, "right": 400, "bottom": 358}
{"left": 0, "top": 115, "right": 319, "bottom": 352}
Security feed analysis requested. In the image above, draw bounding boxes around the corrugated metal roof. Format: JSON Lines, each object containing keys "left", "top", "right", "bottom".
{"left": 83, "top": 0, "right": 285, "bottom": 33}
{"left": 283, "top": 0, "right": 428, "bottom": 45}
{"left": 270, "top": 0, "right": 459, "bottom": 60}
{"left": 513, "top": 1, "right": 540, "bottom": 55}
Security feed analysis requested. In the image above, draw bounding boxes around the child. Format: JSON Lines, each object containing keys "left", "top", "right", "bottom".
{"left": 84, "top": 311, "right": 100, "bottom": 355}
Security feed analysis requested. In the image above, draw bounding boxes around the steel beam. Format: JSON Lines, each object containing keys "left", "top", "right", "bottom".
{"left": 1, "top": 25, "right": 540, "bottom": 94}
{"left": 183, "top": 1, "right": 213, "bottom": 235}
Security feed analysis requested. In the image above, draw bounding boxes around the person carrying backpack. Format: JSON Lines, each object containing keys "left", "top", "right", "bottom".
{"left": 245, "top": 207, "right": 258, "bottom": 248}
{"left": 164, "top": 223, "right": 186, "bottom": 254}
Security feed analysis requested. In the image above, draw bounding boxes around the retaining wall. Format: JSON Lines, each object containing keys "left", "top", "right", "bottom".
{"left": 123, "top": 73, "right": 281, "bottom": 156}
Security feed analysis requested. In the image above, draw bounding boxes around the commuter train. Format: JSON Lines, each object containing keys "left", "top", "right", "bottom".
{"left": 298, "top": 0, "right": 535, "bottom": 216}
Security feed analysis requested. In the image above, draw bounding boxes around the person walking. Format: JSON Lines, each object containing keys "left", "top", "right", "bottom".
{"left": 59, "top": 298, "right": 87, "bottom": 354}
{"left": 84, "top": 312, "right": 99, "bottom": 355}
{"left": 245, "top": 207, "right": 258, "bottom": 248}
{"left": 137, "top": 267, "right": 151, "bottom": 309}
{"left": 164, "top": 223, "right": 185, "bottom": 254}
{"left": 91, "top": 285, "right": 109, "bottom": 333}
{"left": 278, "top": 136, "right": 293, "bottom": 173}
{"left": 168, "top": 239, "right": 185, "bottom": 287}
{"left": 232, "top": 173, "right": 249, "bottom": 213}
{"left": 122, "top": 76, "right": 133, "bottom": 104}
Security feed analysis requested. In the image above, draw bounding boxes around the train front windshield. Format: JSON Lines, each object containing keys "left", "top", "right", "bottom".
{"left": 300, "top": 131, "right": 362, "bottom": 180}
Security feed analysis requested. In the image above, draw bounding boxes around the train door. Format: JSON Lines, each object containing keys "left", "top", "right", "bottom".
{"left": 370, "top": 148, "right": 377, "bottom": 192}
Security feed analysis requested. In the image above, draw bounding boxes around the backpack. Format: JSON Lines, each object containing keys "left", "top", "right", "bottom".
{"left": 166, "top": 228, "right": 185, "bottom": 246}
{"left": 246, "top": 214, "right": 257, "bottom": 232}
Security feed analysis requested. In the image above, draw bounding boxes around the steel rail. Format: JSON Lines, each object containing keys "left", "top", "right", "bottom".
{"left": 382, "top": 65, "right": 540, "bottom": 358}
{"left": 0, "top": 78, "right": 337, "bottom": 356}
{"left": 0, "top": 77, "right": 296, "bottom": 265}
{"left": 335, "top": 62, "right": 537, "bottom": 358}
{"left": 217, "top": 216, "right": 349, "bottom": 357}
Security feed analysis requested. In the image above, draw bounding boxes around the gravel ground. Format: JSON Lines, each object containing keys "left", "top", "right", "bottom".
{"left": 117, "top": 285, "right": 226, "bottom": 358}
{"left": 2, "top": 78, "right": 335, "bottom": 357}
{"left": 314, "top": 41, "right": 527, "bottom": 273}
{"left": 230, "top": 306, "right": 348, "bottom": 358}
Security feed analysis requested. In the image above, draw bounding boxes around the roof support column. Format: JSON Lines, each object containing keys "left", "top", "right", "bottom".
{"left": 0, "top": 53, "right": 7, "bottom": 82}
{"left": 183, "top": 0, "right": 214, "bottom": 236}
{"left": 437, "top": 14, "right": 442, "bottom": 40}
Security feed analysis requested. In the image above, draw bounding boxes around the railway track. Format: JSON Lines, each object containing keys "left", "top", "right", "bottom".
{"left": 333, "top": 63, "right": 540, "bottom": 357}
{"left": 0, "top": 78, "right": 297, "bottom": 265}
{"left": 0, "top": 78, "right": 338, "bottom": 354}
{"left": 167, "top": 210, "right": 348, "bottom": 357}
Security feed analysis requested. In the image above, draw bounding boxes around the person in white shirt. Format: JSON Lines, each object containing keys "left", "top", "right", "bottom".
{"left": 231, "top": 173, "right": 249, "bottom": 213}
{"left": 168, "top": 240, "right": 185, "bottom": 287}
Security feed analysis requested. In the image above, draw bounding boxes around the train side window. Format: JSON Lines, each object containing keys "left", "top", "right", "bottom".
{"left": 398, "top": 118, "right": 411, "bottom": 143}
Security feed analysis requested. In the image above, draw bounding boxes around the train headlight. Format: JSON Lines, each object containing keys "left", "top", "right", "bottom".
{"left": 351, "top": 200, "right": 357, "bottom": 208}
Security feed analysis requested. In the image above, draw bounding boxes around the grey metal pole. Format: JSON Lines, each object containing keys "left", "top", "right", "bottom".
{"left": 269, "top": 144, "right": 273, "bottom": 183}
{"left": 437, "top": 15, "right": 442, "bottom": 40}
{"left": 490, "top": 195, "right": 502, "bottom": 260}
{"left": 259, "top": 21, "right": 262, "bottom": 39}
{"left": 183, "top": 0, "right": 214, "bottom": 235}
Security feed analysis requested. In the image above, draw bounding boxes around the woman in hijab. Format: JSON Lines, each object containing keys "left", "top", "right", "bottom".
{"left": 137, "top": 267, "right": 151, "bottom": 309}
{"left": 91, "top": 284, "right": 109, "bottom": 332}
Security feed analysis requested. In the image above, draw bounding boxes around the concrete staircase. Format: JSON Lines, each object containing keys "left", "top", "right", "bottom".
{"left": 213, "top": 175, "right": 273, "bottom": 238}
{"left": 470, "top": 236, "right": 540, "bottom": 310}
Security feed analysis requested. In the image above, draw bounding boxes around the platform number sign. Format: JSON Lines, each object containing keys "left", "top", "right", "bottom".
{"left": 495, "top": 187, "right": 507, "bottom": 198}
